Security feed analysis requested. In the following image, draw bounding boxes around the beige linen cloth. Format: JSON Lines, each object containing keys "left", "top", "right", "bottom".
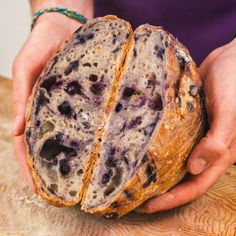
{"left": 0, "top": 77, "right": 235, "bottom": 236}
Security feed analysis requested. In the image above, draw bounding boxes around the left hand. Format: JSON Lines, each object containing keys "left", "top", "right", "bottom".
{"left": 136, "top": 38, "right": 236, "bottom": 213}
{"left": 12, "top": 13, "right": 85, "bottom": 192}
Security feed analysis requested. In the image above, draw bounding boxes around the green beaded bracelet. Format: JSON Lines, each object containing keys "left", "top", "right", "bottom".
{"left": 31, "top": 7, "right": 88, "bottom": 30}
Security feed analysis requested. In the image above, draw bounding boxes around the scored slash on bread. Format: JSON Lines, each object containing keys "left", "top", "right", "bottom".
{"left": 25, "top": 15, "right": 205, "bottom": 218}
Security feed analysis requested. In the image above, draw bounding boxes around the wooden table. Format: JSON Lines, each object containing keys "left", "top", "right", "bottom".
{"left": 0, "top": 76, "right": 235, "bottom": 236}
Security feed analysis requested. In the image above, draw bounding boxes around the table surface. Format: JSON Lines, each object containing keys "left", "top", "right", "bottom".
{"left": 0, "top": 76, "right": 236, "bottom": 236}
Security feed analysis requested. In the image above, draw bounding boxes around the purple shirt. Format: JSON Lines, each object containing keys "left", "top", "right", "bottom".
{"left": 95, "top": 0, "right": 236, "bottom": 65}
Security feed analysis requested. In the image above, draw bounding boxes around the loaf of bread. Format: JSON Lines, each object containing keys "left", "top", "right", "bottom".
{"left": 25, "top": 15, "right": 205, "bottom": 218}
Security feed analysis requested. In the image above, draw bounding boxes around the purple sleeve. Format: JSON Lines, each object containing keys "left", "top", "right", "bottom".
{"left": 94, "top": 0, "right": 236, "bottom": 65}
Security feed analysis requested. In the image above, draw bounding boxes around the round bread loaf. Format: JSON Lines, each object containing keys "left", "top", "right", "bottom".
{"left": 25, "top": 15, "right": 205, "bottom": 218}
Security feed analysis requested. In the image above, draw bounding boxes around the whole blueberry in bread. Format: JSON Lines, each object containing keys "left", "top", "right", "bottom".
{"left": 25, "top": 15, "right": 205, "bottom": 218}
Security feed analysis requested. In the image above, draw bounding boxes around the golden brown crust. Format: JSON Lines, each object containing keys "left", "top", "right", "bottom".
{"left": 81, "top": 25, "right": 205, "bottom": 218}
{"left": 25, "top": 17, "right": 205, "bottom": 217}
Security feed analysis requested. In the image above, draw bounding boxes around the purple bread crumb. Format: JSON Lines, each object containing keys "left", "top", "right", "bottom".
{"left": 128, "top": 116, "right": 142, "bottom": 129}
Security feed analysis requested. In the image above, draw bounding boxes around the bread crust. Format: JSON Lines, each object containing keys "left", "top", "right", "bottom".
{"left": 25, "top": 17, "right": 205, "bottom": 217}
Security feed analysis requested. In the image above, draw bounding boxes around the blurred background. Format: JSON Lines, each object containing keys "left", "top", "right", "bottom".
{"left": 0, "top": 1, "right": 31, "bottom": 78}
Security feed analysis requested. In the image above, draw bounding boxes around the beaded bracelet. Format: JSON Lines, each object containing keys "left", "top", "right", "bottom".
{"left": 31, "top": 7, "right": 88, "bottom": 30}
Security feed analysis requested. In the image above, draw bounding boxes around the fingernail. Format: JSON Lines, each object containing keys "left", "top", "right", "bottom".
{"left": 191, "top": 157, "right": 207, "bottom": 174}
{"left": 12, "top": 115, "right": 21, "bottom": 135}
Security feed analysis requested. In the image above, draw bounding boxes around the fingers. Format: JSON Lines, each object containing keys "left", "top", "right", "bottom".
{"left": 12, "top": 24, "right": 62, "bottom": 136}
{"left": 189, "top": 63, "right": 236, "bottom": 174}
{"left": 14, "top": 136, "right": 36, "bottom": 192}
{"left": 188, "top": 82, "right": 236, "bottom": 175}
{"left": 137, "top": 153, "right": 231, "bottom": 213}
{"left": 188, "top": 106, "right": 235, "bottom": 175}
{"left": 187, "top": 134, "right": 230, "bottom": 175}
{"left": 12, "top": 37, "right": 43, "bottom": 136}
{"left": 12, "top": 60, "right": 36, "bottom": 136}
{"left": 199, "top": 46, "right": 224, "bottom": 78}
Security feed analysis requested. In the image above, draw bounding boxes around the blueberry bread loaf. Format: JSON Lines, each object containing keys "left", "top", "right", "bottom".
{"left": 25, "top": 15, "right": 205, "bottom": 218}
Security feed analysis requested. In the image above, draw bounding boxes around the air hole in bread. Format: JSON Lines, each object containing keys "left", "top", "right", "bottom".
{"left": 142, "top": 164, "right": 157, "bottom": 188}
{"left": 113, "top": 47, "right": 121, "bottom": 53}
{"left": 64, "top": 60, "right": 80, "bottom": 76}
{"left": 127, "top": 116, "right": 142, "bottom": 129}
{"left": 38, "top": 121, "right": 55, "bottom": 138}
{"left": 59, "top": 159, "right": 71, "bottom": 176}
{"left": 88, "top": 74, "right": 98, "bottom": 82}
{"left": 122, "top": 87, "right": 136, "bottom": 98}
{"left": 83, "top": 63, "right": 91, "bottom": 67}
{"left": 112, "top": 168, "right": 123, "bottom": 186}
{"left": 64, "top": 81, "right": 82, "bottom": 96}
{"left": 26, "top": 129, "right": 31, "bottom": 138}
{"left": 186, "top": 102, "right": 193, "bottom": 111}
{"left": 111, "top": 201, "right": 120, "bottom": 208}
{"left": 58, "top": 101, "right": 77, "bottom": 119}
{"left": 178, "top": 57, "right": 186, "bottom": 72}
{"left": 105, "top": 147, "right": 117, "bottom": 167}
{"left": 104, "top": 186, "right": 115, "bottom": 197}
{"left": 35, "top": 90, "right": 50, "bottom": 115}
{"left": 90, "top": 82, "right": 106, "bottom": 95}
{"left": 148, "top": 93, "right": 163, "bottom": 110}
{"left": 76, "top": 32, "right": 94, "bottom": 45}
{"left": 69, "top": 191, "right": 77, "bottom": 197}
{"left": 133, "top": 48, "right": 137, "bottom": 57}
{"left": 189, "top": 85, "right": 198, "bottom": 97}
{"left": 101, "top": 169, "right": 113, "bottom": 185}
{"left": 40, "top": 75, "right": 57, "bottom": 92}
{"left": 115, "top": 102, "right": 123, "bottom": 112}
{"left": 176, "top": 97, "right": 182, "bottom": 107}
{"left": 77, "top": 169, "right": 84, "bottom": 175}
{"left": 124, "top": 189, "right": 133, "bottom": 199}
{"left": 49, "top": 184, "right": 58, "bottom": 193}
{"left": 154, "top": 45, "right": 165, "bottom": 60}
{"left": 39, "top": 138, "right": 76, "bottom": 162}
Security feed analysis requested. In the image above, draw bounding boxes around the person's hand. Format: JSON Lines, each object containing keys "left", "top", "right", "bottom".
{"left": 12, "top": 13, "right": 85, "bottom": 191}
{"left": 136, "top": 38, "right": 236, "bottom": 213}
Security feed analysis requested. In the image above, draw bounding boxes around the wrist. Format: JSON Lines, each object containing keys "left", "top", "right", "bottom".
{"left": 31, "top": 0, "right": 93, "bottom": 33}
{"left": 31, "top": 0, "right": 93, "bottom": 19}
{"left": 35, "top": 12, "right": 82, "bottom": 33}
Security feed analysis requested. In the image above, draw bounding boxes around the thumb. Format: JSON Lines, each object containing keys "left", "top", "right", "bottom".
{"left": 187, "top": 112, "right": 234, "bottom": 175}
{"left": 187, "top": 134, "right": 229, "bottom": 175}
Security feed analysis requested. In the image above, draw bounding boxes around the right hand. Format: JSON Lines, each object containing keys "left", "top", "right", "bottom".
{"left": 12, "top": 13, "right": 83, "bottom": 191}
